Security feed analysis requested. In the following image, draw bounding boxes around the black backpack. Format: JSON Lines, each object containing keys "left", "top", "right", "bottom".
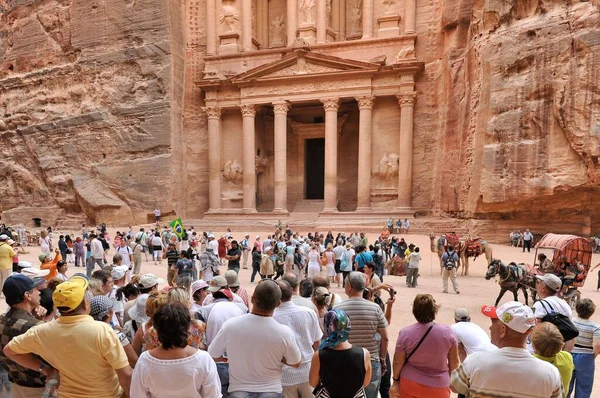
{"left": 539, "top": 300, "right": 579, "bottom": 341}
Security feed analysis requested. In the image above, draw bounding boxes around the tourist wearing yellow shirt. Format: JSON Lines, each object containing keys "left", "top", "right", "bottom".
{"left": 531, "top": 322, "right": 574, "bottom": 395}
{"left": 4, "top": 276, "right": 133, "bottom": 398}
{"left": 0, "top": 235, "right": 16, "bottom": 295}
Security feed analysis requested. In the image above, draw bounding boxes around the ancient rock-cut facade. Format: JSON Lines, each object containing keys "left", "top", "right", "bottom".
{"left": 1, "top": 0, "right": 599, "bottom": 235}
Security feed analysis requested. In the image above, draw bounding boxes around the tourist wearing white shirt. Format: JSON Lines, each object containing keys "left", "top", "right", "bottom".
{"left": 451, "top": 301, "right": 562, "bottom": 398}
{"left": 131, "top": 302, "right": 221, "bottom": 398}
{"left": 209, "top": 280, "right": 301, "bottom": 397}
{"left": 533, "top": 273, "right": 574, "bottom": 351}
{"left": 87, "top": 234, "right": 106, "bottom": 277}
{"left": 450, "top": 308, "right": 497, "bottom": 361}
{"left": 273, "top": 281, "right": 323, "bottom": 397}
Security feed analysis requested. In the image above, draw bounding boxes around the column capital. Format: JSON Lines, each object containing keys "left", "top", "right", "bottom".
{"left": 356, "top": 95, "right": 375, "bottom": 110}
{"left": 240, "top": 104, "right": 256, "bottom": 117}
{"left": 396, "top": 92, "right": 417, "bottom": 107}
{"left": 273, "top": 101, "right": 290, "bottom": 114}
{"left": 321, "top": 98, "right": 340, "bottom": 112}
{"left": 203, "top": 106, "right": 221, "bottom": 119}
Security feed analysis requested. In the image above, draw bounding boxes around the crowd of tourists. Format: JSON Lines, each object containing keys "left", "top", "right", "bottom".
{"left": 0, "top": 222, "right": 598, "bottom": 398}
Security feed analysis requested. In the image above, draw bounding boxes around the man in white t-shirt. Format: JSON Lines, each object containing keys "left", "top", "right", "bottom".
{"left": 207, "top": 233, "right": 219, "bottom": 254}
{"left": 209, "top": 279, "right": 301, "bottom": 398}
{"left": 115, "top": 239, "right": 133, "bottom": 269}
{"left": 450, "top": 308, "right": 497, "bottom": 361}
{"left": 274, "top": 280, "right": 323, "bottom": 397}
{"left": 451, "top": 301, "right": 562, "bottom": 398}
{"left": 198, "top": 289, "right": 246, "bottom": 396}
{"left": 533, "top": 273, "right": 574, "bottom": 350}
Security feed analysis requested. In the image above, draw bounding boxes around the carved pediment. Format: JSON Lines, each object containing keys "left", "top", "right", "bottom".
{"left": 231, "top": 50, "right": 380, "bottom": 83}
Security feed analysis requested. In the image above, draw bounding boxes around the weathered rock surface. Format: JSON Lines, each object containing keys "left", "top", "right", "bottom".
{"left": 1, "top": 0, "right": 599, "bottom": 233}
{"left": 0, "top": 0, "right": 183, "bottom": 225}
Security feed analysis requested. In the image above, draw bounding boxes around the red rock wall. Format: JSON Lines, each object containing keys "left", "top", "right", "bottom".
{"left": 413, "top": 0, "right": 600, "bottom": 231}
{"left": 0, "top": 0, "right": 184, "bottom": 224}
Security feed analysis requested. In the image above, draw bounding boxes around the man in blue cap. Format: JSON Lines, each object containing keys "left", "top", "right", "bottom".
{"left": 0, "top": 274, "right": 48, "bottom": 396}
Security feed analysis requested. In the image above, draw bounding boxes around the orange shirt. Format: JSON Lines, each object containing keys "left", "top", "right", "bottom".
{"left": 40, "top": 252, "right": 62, "bottom": 281}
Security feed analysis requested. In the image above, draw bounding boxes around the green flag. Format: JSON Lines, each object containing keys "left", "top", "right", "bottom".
{"left": 170, "top": 218, "right": 185, "bottom": 238}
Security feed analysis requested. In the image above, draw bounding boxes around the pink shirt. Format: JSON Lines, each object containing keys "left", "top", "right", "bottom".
{"left": 395, "top": 322, "right": 457, "bottom": 388}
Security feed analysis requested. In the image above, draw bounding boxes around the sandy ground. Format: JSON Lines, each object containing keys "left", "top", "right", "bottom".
{"left": 10, "top": 229, "right": 600, "bottom": 396}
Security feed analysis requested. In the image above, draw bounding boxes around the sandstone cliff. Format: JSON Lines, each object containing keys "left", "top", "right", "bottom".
{"left": 0, "top": 0, "right": 185, "bottom": 225}
{"left": 414, "top": 0, "right": 600, "bottom": 231}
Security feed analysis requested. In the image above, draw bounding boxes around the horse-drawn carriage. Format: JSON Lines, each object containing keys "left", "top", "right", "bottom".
{"left": 533, "top": 233, "right": 592, "bottom": 309}
{"left": 485, "top": 233, "right": 592, "bottom": 309}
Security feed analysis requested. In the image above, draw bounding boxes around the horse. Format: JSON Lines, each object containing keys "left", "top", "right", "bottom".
{"left": 485, "top": 259, "right": 536, "bottom": 306}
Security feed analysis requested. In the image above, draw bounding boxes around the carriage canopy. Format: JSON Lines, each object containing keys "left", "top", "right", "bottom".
{"left": 535, "top": 233, "right": 592, "bottom": 269}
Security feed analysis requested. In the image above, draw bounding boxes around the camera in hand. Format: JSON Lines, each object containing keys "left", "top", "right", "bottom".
{"left": 389, "top": 288, "right": 397, "bottom": 299}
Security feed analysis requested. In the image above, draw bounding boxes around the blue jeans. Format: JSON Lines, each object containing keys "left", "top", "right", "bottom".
{"left": 217, "top": 363, "right": 229, "bottom": 398}
{"left": 365, "top": 360, "right": 382, "bottom": 398}
{"left": 87, "top": 258, "right": 105, "bottom": 277}
{"left": 568, "top": 353, "right": 595, "bottom": 397}
{"left": 228, "top": 392, "right": 282, "bottom": 398}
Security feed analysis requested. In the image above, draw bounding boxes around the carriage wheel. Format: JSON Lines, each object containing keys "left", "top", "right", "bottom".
{"left": 567, "top": 290, "right": 581, "bottom": 310}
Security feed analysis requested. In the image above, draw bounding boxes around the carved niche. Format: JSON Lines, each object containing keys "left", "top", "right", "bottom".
{"left": 269, "top": 15, "right": 286, "bottom": 47}
{"left": 299, "top": 0, "right": 315, "bottom": 25}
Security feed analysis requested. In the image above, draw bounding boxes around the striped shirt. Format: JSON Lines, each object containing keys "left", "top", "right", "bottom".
{"left": 572, "top": 317, "right": 600, "bottom": 354}
{"left": 273, "top": 301, "right": 323, "bottom": 386}
{"left": 334, "top": 298, "right": 388, "bottom": 361}
{"left": 451, "top": 347, "right": 562, "bottom": 398}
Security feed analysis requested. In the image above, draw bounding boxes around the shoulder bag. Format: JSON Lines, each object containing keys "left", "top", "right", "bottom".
{"left": 406, "top": 323, "right": 435, "bottom": 363}
{"left": 539, "top": 300, "right": 579, "bottom": 341}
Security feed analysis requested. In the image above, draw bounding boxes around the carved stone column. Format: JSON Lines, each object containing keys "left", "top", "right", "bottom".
{"left": 205, "top": 106, "right": 222, "bottom": 211}
{"left": 339, "top": 0, "right": 345, "bottom": 40}
{"left": 405, "top": 0, "right": 416, "bottom": 34}
{"left": 242, "top": 0, "right": 253, "bottom": 51}
{"left": 287, "top": 0, "right": 298, "bottom": 46}
{"left": 316, "top": 0, "right": 327, "bottom": 43}
{"left": 273, "top": 101, "right": 290, "bottom": 212}
{"left": 362, "top": 0, "right": 373, "bottom": 39}
{"left": 396, "top": 92, "right": 417, "bottom": 209}
{"left": 322, "top": 98, "right": 339, "bottom": 212}
{"left": 207, "top": 0, "right": 216, "bottom": 55}
{"left": 241, "top": 104, "right": 257, "bottom": 211}
{"left": 356, "top": 96, "right": 374, "bottom": 211}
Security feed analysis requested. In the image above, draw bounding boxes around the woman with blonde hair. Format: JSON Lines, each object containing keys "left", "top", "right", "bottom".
{"left": 307, "top": 244, "right": 322, "bottom": 279}
{"left": 324, "top": 244, "right": 336, "bottom": 284}
{"left": 390, "top": 294, "right": 459, "bottom": 398}
{"left": 132, "top": 290, "right": 169, "bottom": 355}
{"left": 312, "top": 286, "right": 332, "bottom": 327}
{"left": 39, "top": 230, "right": 51, "bottom": 254}
{"left": 138, "top": 288, "right": 207, "bottom": 353}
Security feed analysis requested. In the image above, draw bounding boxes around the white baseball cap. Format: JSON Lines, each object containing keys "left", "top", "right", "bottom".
{"left": 482, "top": 301, "right": 536, "bottom": 334}
{"left": 111, "top": 265, "right": 129, "bottom": 281}
{"left": 20, "top": 266, "right": 50, "bottom": 279}
{"left": 535, "top": 274, "right": 562, "bottom": 292}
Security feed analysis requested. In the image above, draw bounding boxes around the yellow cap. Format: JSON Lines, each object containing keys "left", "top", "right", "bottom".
{"left": 53, "top": 278, "right": 89, "bottom": 312}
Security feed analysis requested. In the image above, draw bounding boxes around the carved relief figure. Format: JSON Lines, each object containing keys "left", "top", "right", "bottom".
{"left": 255, "top": 154, "right": 269, "bottom": 174}
{"left": 382, "top": 0, "right": 395, "bottom": 14}
{"left": 349, "top": 0, "right": 362, "bottom": 34}
{"left": 299, "top": 0, "right": 315, "bottom": 25}
{"left": 377, "top": 153, "right": 399, "bottom": 180}
{"left": 223, "top": 160, "right": 243, "bottom": 183}
{"left": 219, "top": 5, "right": 240, "bottom": 32}
{"left": 270, "top": 15, "right": 286, "bottom": 46}
{"left": 326, "top": 0, "right": 332, "bottom": 26}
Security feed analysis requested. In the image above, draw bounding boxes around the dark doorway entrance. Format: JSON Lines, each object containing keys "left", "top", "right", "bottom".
{"left": 305, "top": 138, "right": 325, "bottom": 199}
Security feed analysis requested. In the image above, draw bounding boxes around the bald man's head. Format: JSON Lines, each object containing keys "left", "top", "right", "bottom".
{"left": 276, "top": 280, "right": 293, "bottom": 302}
